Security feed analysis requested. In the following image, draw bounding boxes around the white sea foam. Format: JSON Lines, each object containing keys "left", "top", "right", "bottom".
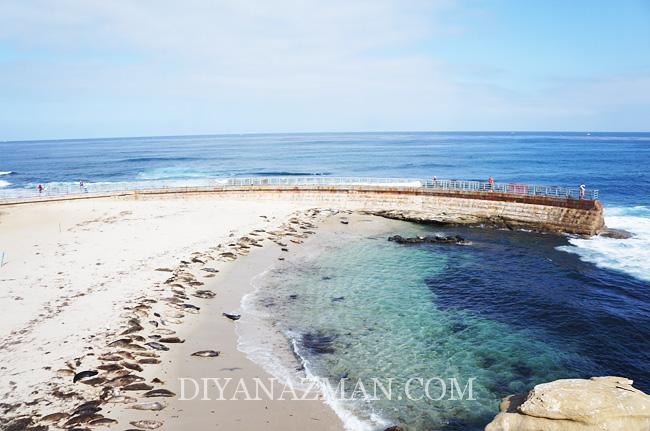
{"left": 557, "top": 206, "right": 650, "bottom": 282}
{"left": 289, "top": 336, "right": 388, "bottom": 431}
{"left": 238, "top": 268, "right": 387, "bottom": 431}
{"left": 0, "top": 180, "right": 10, "bottom": 188}
{"left": 0, "top": 171, "right": 13, "bottom": 176}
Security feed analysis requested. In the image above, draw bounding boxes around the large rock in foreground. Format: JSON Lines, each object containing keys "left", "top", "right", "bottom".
{"left": 485, "top": 376, "right": 650, "bottom": 431}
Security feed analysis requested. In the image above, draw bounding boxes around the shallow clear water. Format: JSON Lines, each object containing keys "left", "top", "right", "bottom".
{"left": 248, "top": 219, "right": 650, "bottom": 430}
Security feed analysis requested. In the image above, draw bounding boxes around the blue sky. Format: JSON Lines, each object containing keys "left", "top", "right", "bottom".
{"left": 0, "top": 0, "right": 649, "bottom": 140}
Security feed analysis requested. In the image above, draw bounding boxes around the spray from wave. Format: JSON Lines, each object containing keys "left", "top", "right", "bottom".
{"left": 0, "top": 180, "right": 10, "bottom": 188}
{"left": 557, "top": 206, "right": 650, "bottom": 282}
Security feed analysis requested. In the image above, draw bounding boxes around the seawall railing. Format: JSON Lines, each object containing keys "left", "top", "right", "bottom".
{"left": 422, "top": 178, "right": 598, "bottom": 200}
{"left": 0, "top": 176, "right": 599, "bottom": 202}
{"left": 225, "top": 177, "right": 599, "bottom": 200}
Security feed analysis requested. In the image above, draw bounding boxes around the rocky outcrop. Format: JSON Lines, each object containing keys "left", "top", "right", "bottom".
{"left": 600, "top": 228, "right": 633, "bottom": 239}
{"left": 485, "top": 376, "right": 650, "bottom": 431}
{"left": 368, "top": 207, "right": 605, "bottom": 236}
{"left": 367, "top": 209, "right": 484, "bottom": 226}
{"left": 387, "top": 234, "right": 468, "bottom": 245}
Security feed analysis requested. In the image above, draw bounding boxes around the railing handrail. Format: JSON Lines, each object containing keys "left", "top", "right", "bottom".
{"left": 0, "top": 176, "right": 600, "bottom": 202}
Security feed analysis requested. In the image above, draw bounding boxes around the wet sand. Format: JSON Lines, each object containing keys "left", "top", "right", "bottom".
{"left": 112, "top": 217, "right": 345, "bottom": 430}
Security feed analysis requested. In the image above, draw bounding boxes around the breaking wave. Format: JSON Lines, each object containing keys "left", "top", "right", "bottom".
{"left": 557, "top": 206, "right": 650, "bottom": 282}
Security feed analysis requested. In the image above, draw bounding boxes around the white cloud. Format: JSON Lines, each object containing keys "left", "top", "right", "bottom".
{"left": 0, "top": 0, "right": 648, "bottom": 139}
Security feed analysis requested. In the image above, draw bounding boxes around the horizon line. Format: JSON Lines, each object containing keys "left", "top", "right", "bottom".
{"left": 3, "top": 129, "right": 650, "bottom": 144}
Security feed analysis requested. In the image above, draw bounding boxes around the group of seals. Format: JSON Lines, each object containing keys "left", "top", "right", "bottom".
{"left": 0, "top": 208, "right": 335, "bottom": 430}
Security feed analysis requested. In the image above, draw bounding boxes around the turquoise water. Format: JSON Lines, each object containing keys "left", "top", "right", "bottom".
{"left": 248, "top": 220, "right": 607, "bottom": 430}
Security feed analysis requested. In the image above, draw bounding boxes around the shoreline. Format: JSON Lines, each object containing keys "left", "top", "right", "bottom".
{"left": 237, "top": 213, "right": 404, "bottom": 431}
{"left": 0, "top": 196, "right": 346, "bottom": 430}
{"left": 110, "top": 207, "right": 347, "bottom": 430}
{"left": 1, "top": 194, "right": 647, "bottom": 430}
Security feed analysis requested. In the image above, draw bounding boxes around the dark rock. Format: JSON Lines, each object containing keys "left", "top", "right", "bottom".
{"left": 600, "top": 228, "right": 633, "bottom": 239}
{"left": 302, "top": 331, "right": 336, "bottom": 354}
{"left": 222, "top": 312, "right": 241, "bottom": 321}
{"left": 387, "top": 234, "right": 467, "bottom": 245}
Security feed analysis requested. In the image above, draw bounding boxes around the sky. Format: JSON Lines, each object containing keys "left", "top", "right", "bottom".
{"left": 0, "top": 0, "right": 649, "bottom": 140}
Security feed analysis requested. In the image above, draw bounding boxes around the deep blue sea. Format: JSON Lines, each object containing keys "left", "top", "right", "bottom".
{"left": 1, "top": 132, "right": 649, "bottom": 430}
{"left": 1, "top": 132, "right": 649, "bottom": 207}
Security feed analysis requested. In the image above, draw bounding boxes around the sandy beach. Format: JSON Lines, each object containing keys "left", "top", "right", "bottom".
{"left": 0, "top": 194, "right": 346, "bottom": 430}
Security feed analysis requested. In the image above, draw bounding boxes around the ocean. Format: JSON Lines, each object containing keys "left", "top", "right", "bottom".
{"left": 2, "top": 132, "right": 649, "bottom": 429}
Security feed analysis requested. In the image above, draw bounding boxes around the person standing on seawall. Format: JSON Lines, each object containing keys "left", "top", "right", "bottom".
{"left": 579, "top": 184, "right": 586, "bottom": 199}
{"left": 488, "top": 176, "right": 495, "bottom": 191}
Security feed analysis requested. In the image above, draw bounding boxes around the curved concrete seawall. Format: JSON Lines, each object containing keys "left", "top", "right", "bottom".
{"left": 0, "top": 184, "right": 605, "bottom": 236}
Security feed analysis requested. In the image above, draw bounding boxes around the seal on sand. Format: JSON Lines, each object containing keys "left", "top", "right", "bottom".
{"left": 191, "top": 350, "right": 220, "bottom": 357}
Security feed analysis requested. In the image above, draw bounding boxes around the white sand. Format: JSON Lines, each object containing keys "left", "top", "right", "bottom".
{"left": 0, "top": 194, "right": 344, "bottom": 429}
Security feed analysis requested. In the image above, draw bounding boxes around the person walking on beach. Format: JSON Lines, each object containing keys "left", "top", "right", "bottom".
{"left": 488, "top": 176, "right": 495, "bottom": 191}
{"left": 37, "top": 184, "right": 43, "bottom": 194}
{"left": 579, "top": 184, "right": 586, "bottom": 199}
